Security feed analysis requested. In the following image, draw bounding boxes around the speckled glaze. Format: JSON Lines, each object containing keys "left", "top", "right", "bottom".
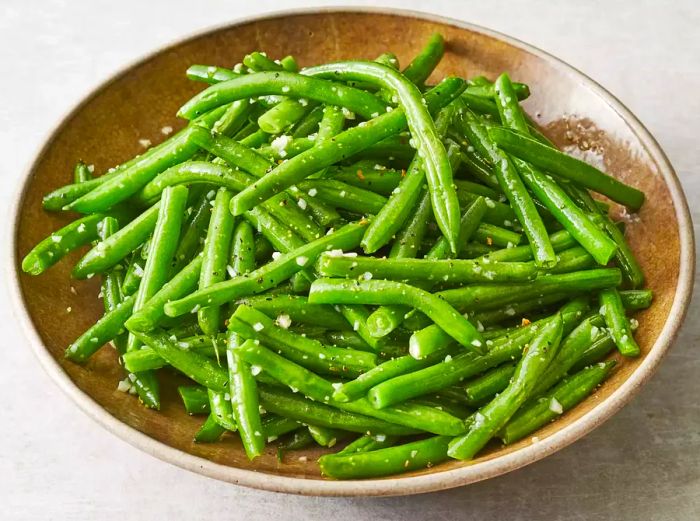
{"left": 8, "top": 8, "right": 694, "bottom": 496}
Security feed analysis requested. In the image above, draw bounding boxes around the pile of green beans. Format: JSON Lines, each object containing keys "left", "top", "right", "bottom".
{"left": 22, "top": 34, "right": 651, "bottom": 480}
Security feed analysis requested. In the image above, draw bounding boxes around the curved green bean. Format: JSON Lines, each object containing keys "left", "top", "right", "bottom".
{"left": 198, "top": 188, "right": 236, "bottom": 335}
{"left": 308, "top": 278, "right": 485, "bottom": 353}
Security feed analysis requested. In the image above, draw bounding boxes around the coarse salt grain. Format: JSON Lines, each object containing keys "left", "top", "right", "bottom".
{"left": 549, "top": 397, "right": 563, "bottom": 414}
{"left": 276, "top": 314, "right": 292, "bottom": 329}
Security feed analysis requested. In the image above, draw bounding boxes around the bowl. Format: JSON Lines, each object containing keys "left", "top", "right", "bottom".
{"left": 9, "top": 8, "right": 694, "bottom": 496}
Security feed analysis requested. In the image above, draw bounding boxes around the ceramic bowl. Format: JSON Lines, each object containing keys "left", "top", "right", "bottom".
{"left": 9, "top": 8, "right": 694, "bottom": 496}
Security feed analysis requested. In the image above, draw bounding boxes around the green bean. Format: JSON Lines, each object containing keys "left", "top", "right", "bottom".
{"left": 256, "top": 136, "right": 314, "bottom": 160}
{"left": 212, "top": 99, "right": 250, "bottom": 136}
{"left": 198, "top": 188, "right": 236, "bottom": 335}
{"left": 262, "top": 415, "right": 301, "bottom": 442}
{"left": 336, "top": 304, "right": 382, "bottom": 353}
{"left": 125, "top": 255, "right": 202, "bottom": 332}
{"left": 297, "top": 179, "right": 387, "bottom": 214}
{"left": 390, "top": 190, "right": 432, "bottom": 258}
{"left": 237, "top": 339, "right": 340, "bottom": 403}
{"left": 171, "top": 193, "right": 212, "bottom": 273}
{"left": 236, "top": 294, "right": 348, "bottom": 330}
{"left": 455, "top": 193, "right": 518, "bottom": 230}
{"left": 530, "top": 315, "right": 607, "bottom": 397}
{"left": 458, "top": 144, "right": 500, "bottom": 189}
{"left": 412, "top": 396, "right": 473, "bottom": 419}
{"left": 64, "top": 294, "right": 136, "bottom": 363}
{"left": 241, "top": 342, "right": 465, "bottom": 436}
{"left": 190, "top": 127, "right": 271, "bottom": 177}
{"left": 227, "top": 332, "right": 265, "bottom": 459}
{"left": 470, "top": 293, "right": 570, "bottom": 326}
{"left": 620, "top": 289, "right": 653, "bottom": 310}
{"left": 456, "top": 106, "right": 555, "bottom": 267}
{"left": 319, "top": 436, "right": 451, "bottom": 479}
{"left": 466, "top": 80, "right": 530, "bottom": 101}
{"left": 258, "top": 99, "right": 310, "bottom": 134}
{"left": 329, "top": 163, "right": 402, "bottom": 197}
{"left": 186, "top": 64, "right": 239, "bottom": 84}
{"left": 475, "top": 230, "right": 574, "bottom": 263}
{"left": 127, "top": 186, "right": 189, "bottom": 352}
{"left": 308, "top": 425, "right": 350, "bottom": 447}
{"left": 291, "top": 105, "right": 324, "bottom": 138}
{"left": 132, "top": 330, "right": 228, "bottom": 392}
{"left": 324, "top": 331, "right": 374, "bottom": 352}
{"left": 229, "top": 220, "right": 256, "bottom": 276}
{"left": 516, "top": 162, "right": 617, "bottom": 265}
{"left": 98, "top": 217, "right": 127, "bottom": 353}
{"left": 500, "top": 361, "right": 615, "bottom": 444}
{"left": 599, "top": 288, "right": 640, "bottom": 357}
{"left": 258, "top": 385, "right": 418, "bottom": 436}
{"left": 122, "top": 336, "right": 219, "bottom": 372}
{"left": 243, "top": 51, "right": 284, "bottom": 72}
{"left": 368, "top": 299, "right": 588, "bottom": 408}
{"left": 337, "top": 434, "right": 397, "bottom": 455}
{"left": 360, "top": 154, "right": 425, "bottom": 253}
{"left": 308, "top": 278, "right": 485, "bottom": 354}
{"left": 194, "top": 414, "right": 226, "bottom": 443}
{"left": 493, "top": 73, "right": 530, "bottom": 133}
{"left": 463, "top": 363, "right": 517, "bottom": 406}
{"left": 229, "top": 77, "right": 466, "bottom": 223}
{"left": 245, "top": 206, "right": 305, "bottom": 253}
{"left": 229, "top": 305, "right": 376, "bottom": 377}
{"left": 207, "top": 388, "right": 237, "bottom": 431}
{"left": 426, "top": 196, "right": 487, "bottom": 260}
{"left": 454, "top": 179, "right": 500, "bottom": 199}
{"left": 473, "top": 223, "right": 522, "bottom": 248}
{"left": 546, "top": 246, "right": 596, "bottom": 274}
{"left": 402, "top": 32, "right": 444, "bottom": 86}
{"left": 333, "top": 350, "right": 449, "bottom": 403}
{"left": 317, "top": 254, "right": 537, "bottom": 285}
{"left": 22, "top": 213, "right": 106, "bottom": 275}
{"left": 313, "top": 104, "right": 344, "bottom": 141}
{"left": 280, "top": 55, "right": 299, "bottom": 72}
{"left": 277, "top": 430, "right": 315, "bottom": 454}
{"left": 179, "top": 71, "right": 386, "bottom": 120}
{"left": 437, "top": 268, "right": 622, "bottom": 313}
{"left": 164, "top": 221, "right": 367, "bottom": 316}
{"left": 239, "top": 128, "right": 269, "bottom": 147}
{"left": 565, "top": 184, "right": 645, "bottom": 287}
{"left": 178, "top": 385, "right": 210, "bottom": 414}
{"left": 570, "top": 334, "right": 616, "bottom": 372}
{"left": 489, "top": 127, "right": 645, "bottom": 209}
{"left": 73, "top": 161, "right": 93, "bottom": 183}
{"left": 72, "top": 203, "right": 160, "bottom": 279}
{"left": 447, "top": 315, "right": 563, "bottom": 459}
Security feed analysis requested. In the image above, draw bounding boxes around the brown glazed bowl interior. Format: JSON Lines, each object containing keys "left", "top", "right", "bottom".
{"left": 9, "top": 8, "right": 694, "bottom": 496}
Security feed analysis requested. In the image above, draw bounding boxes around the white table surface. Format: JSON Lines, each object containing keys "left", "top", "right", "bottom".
{"left": 2, "top": 1, "right": 699, "bottom": 519}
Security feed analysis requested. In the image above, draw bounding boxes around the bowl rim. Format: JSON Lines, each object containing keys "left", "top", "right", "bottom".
{"left": 7, "top": 6, "right": 695, "bottom": 497}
